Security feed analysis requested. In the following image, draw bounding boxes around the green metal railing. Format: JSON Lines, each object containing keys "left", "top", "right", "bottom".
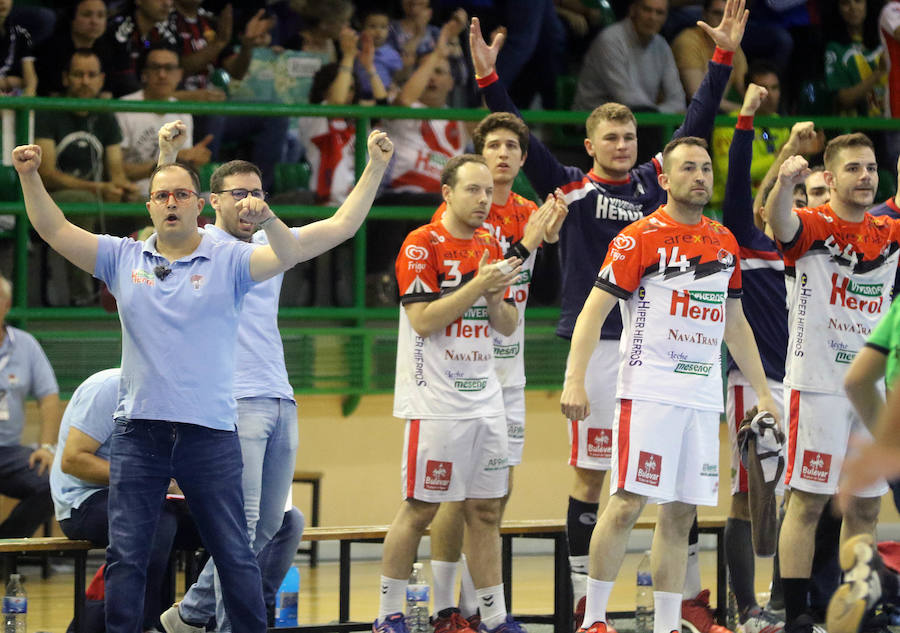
{"left": 0, "top": 96, "right": 894, "bottom": 403}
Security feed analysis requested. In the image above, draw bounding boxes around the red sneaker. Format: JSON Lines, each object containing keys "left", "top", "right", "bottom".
{"left": 432, "top": 608, "right": 477, "bottom": 633}
{"left": 578, "top": 622, "right": 608, "bottom": 633}
{"left": 681, "top": 589, "right": 734, "bottom": 633}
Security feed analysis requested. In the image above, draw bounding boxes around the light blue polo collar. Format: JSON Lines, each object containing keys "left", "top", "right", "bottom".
{"left": 141, "top": 232, "right": 215, "bottom": 263}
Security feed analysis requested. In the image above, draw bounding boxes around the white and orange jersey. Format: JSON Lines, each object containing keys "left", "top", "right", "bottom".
{"left": 780, "top": 204, "right": 900, "bottom": 394}
{"left": 393, "top": 220, "right": 511, "bottom": 419}
{"left": 595, "top": 207, "right": 742, "bottom": 412}
{"left": 383, "top": 103, "right": 468, "bottom": 193}
{"left": 299, "top": 116, "right": 356, "bottom": 205}
{"left": 432, "top": 192, "right": 539, "bottom": 388}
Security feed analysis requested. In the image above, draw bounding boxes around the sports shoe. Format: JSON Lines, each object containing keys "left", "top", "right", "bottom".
{"left": 741, "top": 605, "right": 785, "bottom": 633}
{"left": 577, "top": 621, "right": 608, "bottom": 633}
{"left": 467, "top": 614, "right": 482, "bottom": 631}
{"left": 682, "top": 589, "right": 735, "bottom": 633}
{"left": 432, "top": 608, "right": 477, "bottom": 632}
{"left": 827, "top": 534, "right": 884, "bottom": 633}
{"left": 784, "top": 614, "right": 826, "bottom": 633}
{"left": 160, "top": 605, "right": 205, "bottom": 633}
{"left": 374, "top": 612, "right": 410, "bottom": 633}
{"left": 575, "top": 596, "right": 586, "bottom": 632}
{"left": 477, "top": 614, "right": 527, "bottom": 632}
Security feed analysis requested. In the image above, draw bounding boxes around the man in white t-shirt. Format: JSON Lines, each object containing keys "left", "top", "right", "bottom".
{"left": 116, "top": 44, "right": 211, "bottom": 195}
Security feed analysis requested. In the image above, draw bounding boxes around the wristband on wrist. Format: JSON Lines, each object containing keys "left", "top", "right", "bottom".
{"left": 712, "top": 47, "right": 734, "bottom": 66}
{"left": 41, "top": 443, "right": 56, "bottom": 455}
{"left": 736, "top": 115, "right": 754, "bottom": 130}
{"left": 507, "top": 241, "right": 531, "bottom": 262}
{"left": 258, "top": 216, "right": 278, "bottom": 229}
{"left": 475, "top": 69, "right": 499, "bottom": 88}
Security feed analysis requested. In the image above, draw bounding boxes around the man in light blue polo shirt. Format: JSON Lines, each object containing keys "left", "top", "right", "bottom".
{"left": 154, "top": 120, "right": 396, "bottom": 633}
{"left": 50, "top": 367, "right": 188, "bottom": 631}
{"left": 0, "top": 274, "right": 61, "bottom": 539}
{"left": 12, "top": 129, "right": 391, "bottom": 633}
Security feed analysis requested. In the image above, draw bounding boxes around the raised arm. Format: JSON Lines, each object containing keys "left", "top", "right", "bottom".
{"left": 722, "top": 84, "right": 766, "bottom": 241}
{"left": 723, "top": 297, "right": 780, "bottom": 423}
{"left": 763, "top": 155, "right": 808, "bottom": 243}
{"left": 753, "top": 121, "right": 819, "bottom": 214}
{"left": 404, "top": 250, "right": 522, "bottom": 338}
{"left": 469, "top": 17, "right": 576, "bottom": 196}
{"left": 560, "top": 287, "right": 619, "bottom": 421}
{"left": 290, "top": 130, "right": 393, "bottom": 259}
{"left": 12, "top": 144, "right": 99, "bottom": 273}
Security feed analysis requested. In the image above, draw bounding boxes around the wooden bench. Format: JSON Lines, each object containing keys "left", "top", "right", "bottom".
{"left": 293, "top": 471, "right": 323, "bottom": 567}
{"left": 0, "top": 537, "right": 94, "bottom": 633}
{"left": 280, "top": 517, "right": 727, "bottom": 633}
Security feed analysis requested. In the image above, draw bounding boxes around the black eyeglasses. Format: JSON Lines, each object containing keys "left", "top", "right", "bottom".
{"left": 149, "top": 189, "right": 199, "bottom": 204}
{"left": 214, "top": 188, "right": 267, "bottom": 201}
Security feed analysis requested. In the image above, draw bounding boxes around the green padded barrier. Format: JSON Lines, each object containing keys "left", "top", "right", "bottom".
{"left": 0, "top": 166, "right": 19, "bottom": 202}
{"left": 274, "top": 162, "right": 312, "bottom": 194}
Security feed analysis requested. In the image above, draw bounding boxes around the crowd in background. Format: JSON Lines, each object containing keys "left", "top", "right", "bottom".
{"left": 2, "top": 0, "right": 899, "bottom": 307}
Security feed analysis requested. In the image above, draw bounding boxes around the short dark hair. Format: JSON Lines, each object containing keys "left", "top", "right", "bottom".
{"left": 823, "top": 133, "right": 875, "bottom": 171}
{"left": 210, "top": 160, "right": 263, "bottom": 193}
{"left": 68, "top": 48, "right": 102, "bottom": 73}
{"left": 138, "top": 42, "right": 180, "bottom": 76}
{"left": 472, "top": 113, "right": 530, "bottom": 155}
{"left": 441, "top": 154, "right": 488, "bottom": 188}
{"left": 309, "top": 62, "right": 359, "bottom": 104}
{"left": 745, "top": 59, "right": 779, "bottom": 90}
{"left": 661, "top": 136, "right": 709, "bottom": 171}
{"left": 149, "top": 162, "right": 202, "bottom": 195}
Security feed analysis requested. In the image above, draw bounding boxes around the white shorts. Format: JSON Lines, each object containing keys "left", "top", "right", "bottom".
{"left": 611, "top": 398, "right": 721, "bottom": 506}
{"left": 567, "top": 339, "right": 618, "bottom": 471}
{"left": 726, "top": 370, "right": 786, "bottom": 496}
{"left": 401, "top": 416, "right": 509, "bottom": 502}
{"left": 503, "top": 386, "right": 525, "bottom": 466}
{"left": 784, "top": 389, "right": 888, "bottom": 498}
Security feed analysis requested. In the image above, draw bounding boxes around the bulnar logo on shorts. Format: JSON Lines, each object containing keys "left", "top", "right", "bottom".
{"left": 800, "top": 450, "right": 831, "bottom": 483}
{"left": 636, "top": 451, "right": 661, "bottom": 486}
{"left": 424, "top": 460, "right": 452, "bottom": 491}
{"left": 586, "top": 428, "right": 612, "bottom": 459}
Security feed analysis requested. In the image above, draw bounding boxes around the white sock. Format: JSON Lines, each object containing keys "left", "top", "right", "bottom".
{"left": 570, "top": 555, "right": 590, "bottom": 603}
{"left": 431, "top": 559, "right": 459, "bottom": 614}
{"left": 653, "top": 591, "right": 683, "bottom": 633}
{"left": 583, "top": 577, "right": 615, "bottom": 627}
{"left": 459, "top": 555, "right": 479, "bottom": 619}
{"left": 682, "top": 540, "right": 701, "bottom": 600}
{"left": 476, "top": 583, "right": 507, "bottom": 630}
{"left": 378, "top": 576, "right": 408, "bottom": 622}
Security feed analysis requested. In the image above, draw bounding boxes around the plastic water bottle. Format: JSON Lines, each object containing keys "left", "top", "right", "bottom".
{"left": 274, "top": 566, "right": 299, "bottom": 627}
{"left": 2, "top": 574, "right": 25, "bottom": 633}
{"left": 635, "top": 551, "right": 653, "bottom": 633}
{"left": 406, "top": 562, "right": 430, "bottom": 633}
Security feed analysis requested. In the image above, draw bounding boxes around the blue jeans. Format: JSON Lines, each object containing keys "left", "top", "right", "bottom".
{"left": 179, "top": 398, "right": 298, "bottom": 631}
{"left": 105, "top": 419, "right": 265, "bottom": 633}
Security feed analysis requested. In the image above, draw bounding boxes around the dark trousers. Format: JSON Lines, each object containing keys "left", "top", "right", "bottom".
{"left": 0, "top": 445, "right": 52, "bottom": 538}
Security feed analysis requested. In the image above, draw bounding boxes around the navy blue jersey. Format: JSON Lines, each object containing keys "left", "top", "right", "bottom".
{"left": 722, "top": 123, "right": 788, "bottom": 381}
{"left": 870, "top": 198, "right": 900, "bottom": 219}
{"left": 480, "top": 51, "right": 733, "bottom": 339}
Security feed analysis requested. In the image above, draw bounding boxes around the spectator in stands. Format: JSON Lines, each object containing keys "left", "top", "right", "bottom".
{"left": 382, "top": 32, "right": 467, "bottom": 198}
{"left": 805, "top": 165, "right": 830, "bottom": 206}
{"left": 171, "top": 0, "right": 229, "bottom": 97}
{"left": 0, "top": 274, "right": 60, "bottom": 539}
{"left": 0, "top": 0, "right": 35, "bottom": 96}
{"left": 284, "top": 0, "right": 352, "bottom": 61}
{"left": 572, "top": 0, "right": 686, "bottom": 113}
{"left": 116, "top": 44, "right": 212, "bottom": 196}
{"left": 824, "top": 0, "right": 885, "bottom": 117}
{"left": 672, "top": 0, "right": 748, "bottom": 111}
{"left": 357, "top": 6, "right": 403, "bottom": 98}
{"left": 35, "top": 0, "right": 113, "bottom": 97}
{"left": 35, "top": 48, "right": 137, "bottom": 306}
{"left": 302, "top": 30, "right": 387, "bottom": 205}
{"left": 879, "top": 0, "right": 900, "bottom": 164}
{"left": 104, "top": 0, "right": 178, "bottom": 97}
{"left": 34, "top": 49, "right": 136, "bottom": 204}
{"left": 712, "top": 60, "right": 791, "bottom": 205}
{"left": 388, "top": 1, "right": 469, "bottom": 105}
